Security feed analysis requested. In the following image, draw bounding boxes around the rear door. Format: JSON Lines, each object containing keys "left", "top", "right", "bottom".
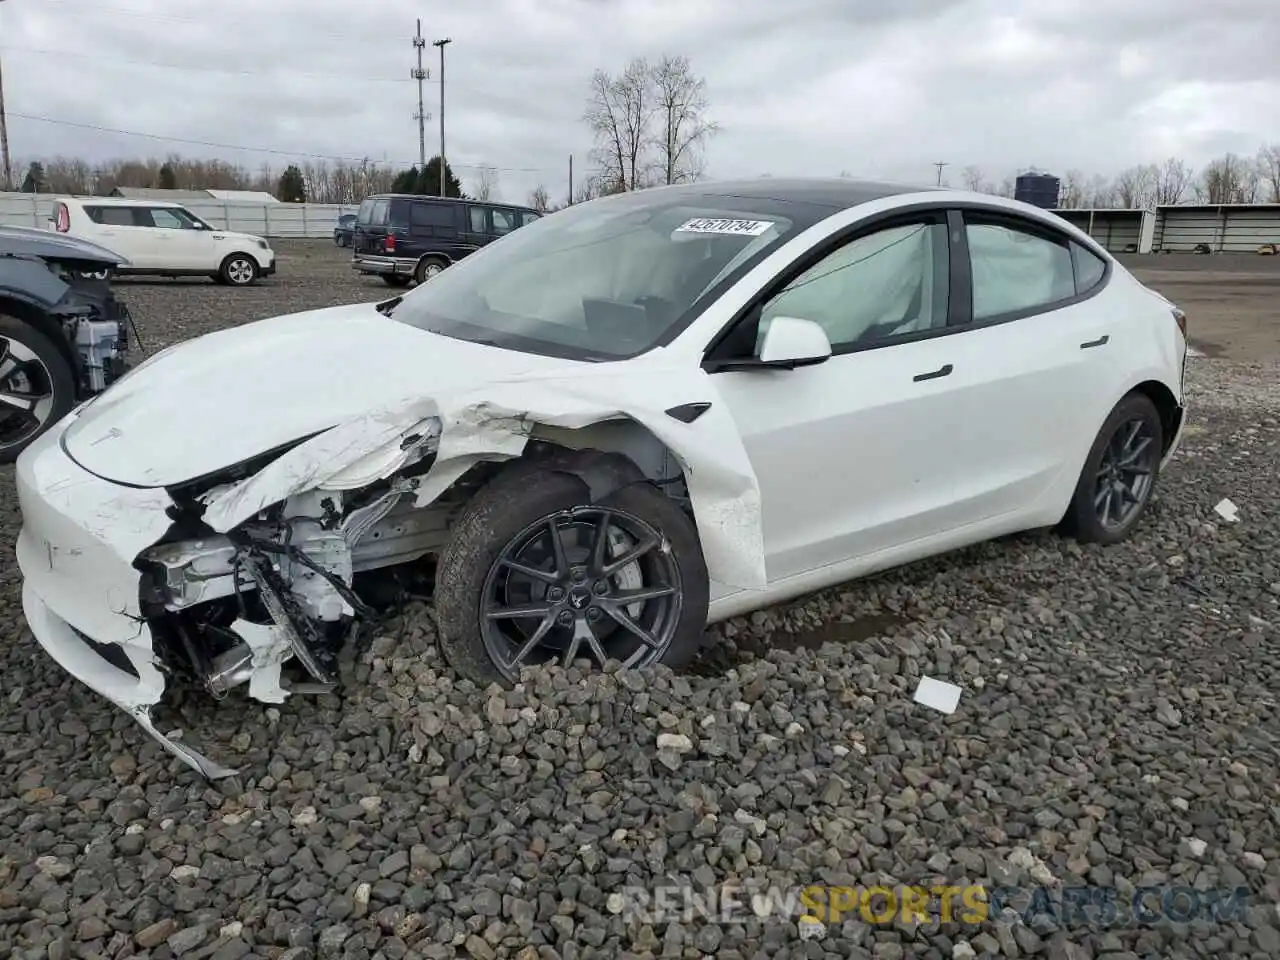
{"left": 82, "top": 204, "right": 153, "bottom": 266}
{"left": 405, "top": 200, "right": 463, "bottom": 261}
{"left": 353, "top": 197, "right": 390, "bottom": 255}
{"left": 932, "top": 209, "right": 1118, "bottom": 525}
{"left": 489, "top": 206, "right": 519, "bottom": 243}
{"left": 458, "top": 204, "right": 491, "bottom": 258}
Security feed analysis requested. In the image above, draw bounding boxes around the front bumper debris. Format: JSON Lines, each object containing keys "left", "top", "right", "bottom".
{"left": 14, "top": 418, "right": 237, "bottom": 777}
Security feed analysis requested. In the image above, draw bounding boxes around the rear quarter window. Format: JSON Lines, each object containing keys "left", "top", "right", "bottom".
{"left": 85, "top": 206, "right": 138, "bottom": 227}
{"left": 1071, "top": 241, "right": 1107, "bottom": 294}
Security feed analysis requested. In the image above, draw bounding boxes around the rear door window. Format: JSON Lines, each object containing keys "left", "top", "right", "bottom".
{"left": 369, "top": 199, "right": 389, "bottom": 226}
{"left": 468, "top": 206, "right": 489, "bottom": 233}
{"left": 491, "top": 208, "right": 517, "bottom": 236}
{"left": 409, "top": 201, "right": 456, "bottom": 235}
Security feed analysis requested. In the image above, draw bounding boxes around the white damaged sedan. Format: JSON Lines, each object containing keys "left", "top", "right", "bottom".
{"left": 15, "top": 178, "right": 1188, "bottom": 777}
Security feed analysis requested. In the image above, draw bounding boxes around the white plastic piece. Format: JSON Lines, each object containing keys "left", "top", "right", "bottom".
{"left": 913, "top": 676, "right": 962, "bottom": 714}
{"left": 1213, "top": 498, "right": 1239, "bottom": 522}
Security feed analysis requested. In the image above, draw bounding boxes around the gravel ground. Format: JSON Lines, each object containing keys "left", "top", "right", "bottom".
{"left": 2, "top": 242, "right": 1279, "bottom": 960}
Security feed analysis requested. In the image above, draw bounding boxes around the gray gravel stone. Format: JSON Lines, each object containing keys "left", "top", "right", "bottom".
{"left": 0, "top": 249, "right": 1277, "bottom": 960}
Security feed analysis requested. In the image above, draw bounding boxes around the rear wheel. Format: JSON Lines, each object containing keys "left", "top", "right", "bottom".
{"left": 414, "top": 257, "right": 447, "bottom": 285}
{"left": 0, "top": 314, "right": 77, "bottom": 464}
{"left": 1062, "top": 392, "right": 1164, "bottom": 545}
{"left": 434, "top": 463, "right": 709, "bottom": 685}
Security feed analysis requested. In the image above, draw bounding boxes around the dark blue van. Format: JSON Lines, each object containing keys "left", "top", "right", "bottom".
{"left": 350, "top": 194, "right": 542, "bottom": 287}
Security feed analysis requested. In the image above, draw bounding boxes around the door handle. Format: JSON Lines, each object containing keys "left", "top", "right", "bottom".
{"left": 913, "top": 363, "right": 953, "bottom": 382}
{"left": 1080, "top": 335, "right": 1110, "bottom": 349}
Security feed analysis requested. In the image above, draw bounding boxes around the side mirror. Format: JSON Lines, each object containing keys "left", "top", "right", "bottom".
{"left": 757, "top": 316, "right": 832, "bottom": 367}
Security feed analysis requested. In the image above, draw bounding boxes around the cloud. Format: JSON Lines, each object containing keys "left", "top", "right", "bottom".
{"left": 1, "top": 0, "right": 1276, "bottom": 202}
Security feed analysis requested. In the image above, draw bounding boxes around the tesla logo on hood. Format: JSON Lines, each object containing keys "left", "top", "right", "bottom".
{"left": 90, "top": 427, "right": 124, "bottom": 445}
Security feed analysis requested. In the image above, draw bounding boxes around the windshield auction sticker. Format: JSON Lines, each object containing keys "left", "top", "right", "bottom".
{"left": 675, "top": 218, "right": 775, "bottom": 236}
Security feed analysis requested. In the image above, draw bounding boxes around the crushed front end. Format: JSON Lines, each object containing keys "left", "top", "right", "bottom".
{"left": 15, "top": 413, "right": 455, "bottom": 778}
{"left": 45, "top": 264, "right": 135, "bottom": 397}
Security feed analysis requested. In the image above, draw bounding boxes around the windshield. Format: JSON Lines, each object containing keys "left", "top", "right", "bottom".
{"left": 384, "top": 192, "right": 801, "bottom": 360}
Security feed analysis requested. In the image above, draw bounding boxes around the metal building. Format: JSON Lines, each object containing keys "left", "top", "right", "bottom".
{"left": 1153, "top": 204, "right": 1280, "bottom": 252}
{"left": 1051, "top": 209, "right": 1156, "bottom": 253}
{"left": 1015, "top": 172, "right": 1061, "bottom": 209}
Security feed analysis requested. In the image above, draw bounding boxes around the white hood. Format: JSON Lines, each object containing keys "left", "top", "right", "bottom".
{"left": 62, "top": 302, "right": 575, "bottom": 487}
{"left": 213, "top": 230, "right": 268, "bottom": 246}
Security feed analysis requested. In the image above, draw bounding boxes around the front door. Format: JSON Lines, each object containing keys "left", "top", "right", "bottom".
{"left": 144, "top": 207, "right": 214, "bottom": 270}
{"left": 709, "top": 216, "right": 975, "bottom": 583}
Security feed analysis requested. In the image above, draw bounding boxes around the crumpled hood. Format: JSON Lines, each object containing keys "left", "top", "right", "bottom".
{"left": 62, "top": 301, "right": 576, "bottom": 487}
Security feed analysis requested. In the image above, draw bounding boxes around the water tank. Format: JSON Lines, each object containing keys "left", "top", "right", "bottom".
{"left": 1014, "top": 172, "right": 1061, "bottom": 209}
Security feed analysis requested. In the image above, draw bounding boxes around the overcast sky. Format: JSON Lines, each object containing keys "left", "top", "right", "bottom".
{"left": 2, "top": 0, "right": 1277, "bottom": 202}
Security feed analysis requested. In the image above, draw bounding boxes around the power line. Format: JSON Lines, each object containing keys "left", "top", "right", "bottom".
{"left": 0, "top": 44, "right": 413, "bottom": 85}
{"left": 8, "top": 112, "right": 549, "bottom": 173}
{"left": 32, "top": 0, "right": 394, "bottom": 46}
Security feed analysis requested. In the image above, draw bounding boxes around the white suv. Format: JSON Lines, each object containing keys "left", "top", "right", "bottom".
{"left": 48, "top": 198, "right": 277, "bottom": 286}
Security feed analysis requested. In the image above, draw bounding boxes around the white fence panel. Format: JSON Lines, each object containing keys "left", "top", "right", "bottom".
{"left": 0, "top": 193, "right": 358, "bottom": 238}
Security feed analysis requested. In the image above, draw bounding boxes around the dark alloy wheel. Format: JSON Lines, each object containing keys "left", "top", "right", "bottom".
{"left": 479, "top": 506, "right": 683, "bottom": 680}
{"left": 1063, "top": 392, "right": 1164, "bottom": 545}
{"left": 435, "top": 463, "right": 709, "bottom": 685}
{"left": 0, "top": 315, "right": 76, "bottom": 464}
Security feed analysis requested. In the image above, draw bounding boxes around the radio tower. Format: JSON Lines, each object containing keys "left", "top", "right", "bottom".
{"left": 411, "top": 20, "right": 430, "bottom": 168}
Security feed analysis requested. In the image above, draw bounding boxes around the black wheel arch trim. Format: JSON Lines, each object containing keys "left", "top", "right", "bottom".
{"left": 523, "top": 448, "right": 650, "bottom": 503}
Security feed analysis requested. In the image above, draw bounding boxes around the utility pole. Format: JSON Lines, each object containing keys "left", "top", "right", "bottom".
{"left": 410, "top": 20, "right": 429, "bottom": 170}
{"left": 432, "top": 38, "right": 451, "bottom": 197}
{"left": 0, "top": 0, "right": 12, "bottom": 191}
{"left": 933, "top": 161, "right": 948, "bottom": 186}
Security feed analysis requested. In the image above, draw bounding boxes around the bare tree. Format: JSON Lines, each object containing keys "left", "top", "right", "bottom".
{"left": 1083, "top": 174, "right": 1115, "bottom": 208}
{"left": 1197, "top": 153, "right": 1260, "bottom": 204}
{"left": 528, "top": 184, "right": 551, "bottom": 212}
{"left": 1152, "top": 157, "right": 1193, "bottom": 206}
{"left": 583, "top": 59, "right": 654, "bottom": 191}
{"left": 473, "top": 165, "right": 499, "bottom": 201}
{"left": 650, "top": 55, "right": 717, "bottom": 185}
{"left": 960, "top": 165, "right": 989, "bottom": 193}
{"left": 583, "top": 54, "right": 717, "bottom": 191}
{"left": 1057, "top": 170, "right": 1087, "bottom": 208}
{"left": 995, "top": 176, "right": 1016, "bottom": 198}
{"left": 1113, "top": 164, "right": 1157, "bottom": 209}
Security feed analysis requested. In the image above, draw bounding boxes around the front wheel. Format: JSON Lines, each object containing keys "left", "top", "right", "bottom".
{"left": 0, "top": 315, "right": 77, "bottom": 464}
{"left": 219, "top": 254, "right": 259, "bottom": 286}
{"left": 434, "top": 464, "right": 709, "bottom": 685}
{"left": 1062, "top": 392, "right": 1164, "bottom": 545}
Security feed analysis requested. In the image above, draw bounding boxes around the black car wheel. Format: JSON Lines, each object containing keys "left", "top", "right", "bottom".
{"left": 1062, "top": 392, "right": 1164, "bottom": 545}
{"left": 0, "top": 314, "right": 77, "bottom": 464}
{"left": 414, "top": 257, "right": 447, "bottom": 284}
{"left": 219, "top": 254, "right": 259, "bottom": 286}
{"left": 434, "top": 462, "right": 709, "bottom": 685}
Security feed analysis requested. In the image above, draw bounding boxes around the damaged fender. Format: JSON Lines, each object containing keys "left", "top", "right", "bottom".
{"left": 201, "top": 364, "right": 767, "bottom": 590}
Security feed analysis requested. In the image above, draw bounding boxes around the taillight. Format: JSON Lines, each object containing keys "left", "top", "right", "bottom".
{"left": 55, "top": 203, "right": 70, "bottom": 232}
{"left": 384, "top": 234, "right": 396, "bottom": 253}
{"left": 1171, "top": 307, "right": 1187, "bottom": 338}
